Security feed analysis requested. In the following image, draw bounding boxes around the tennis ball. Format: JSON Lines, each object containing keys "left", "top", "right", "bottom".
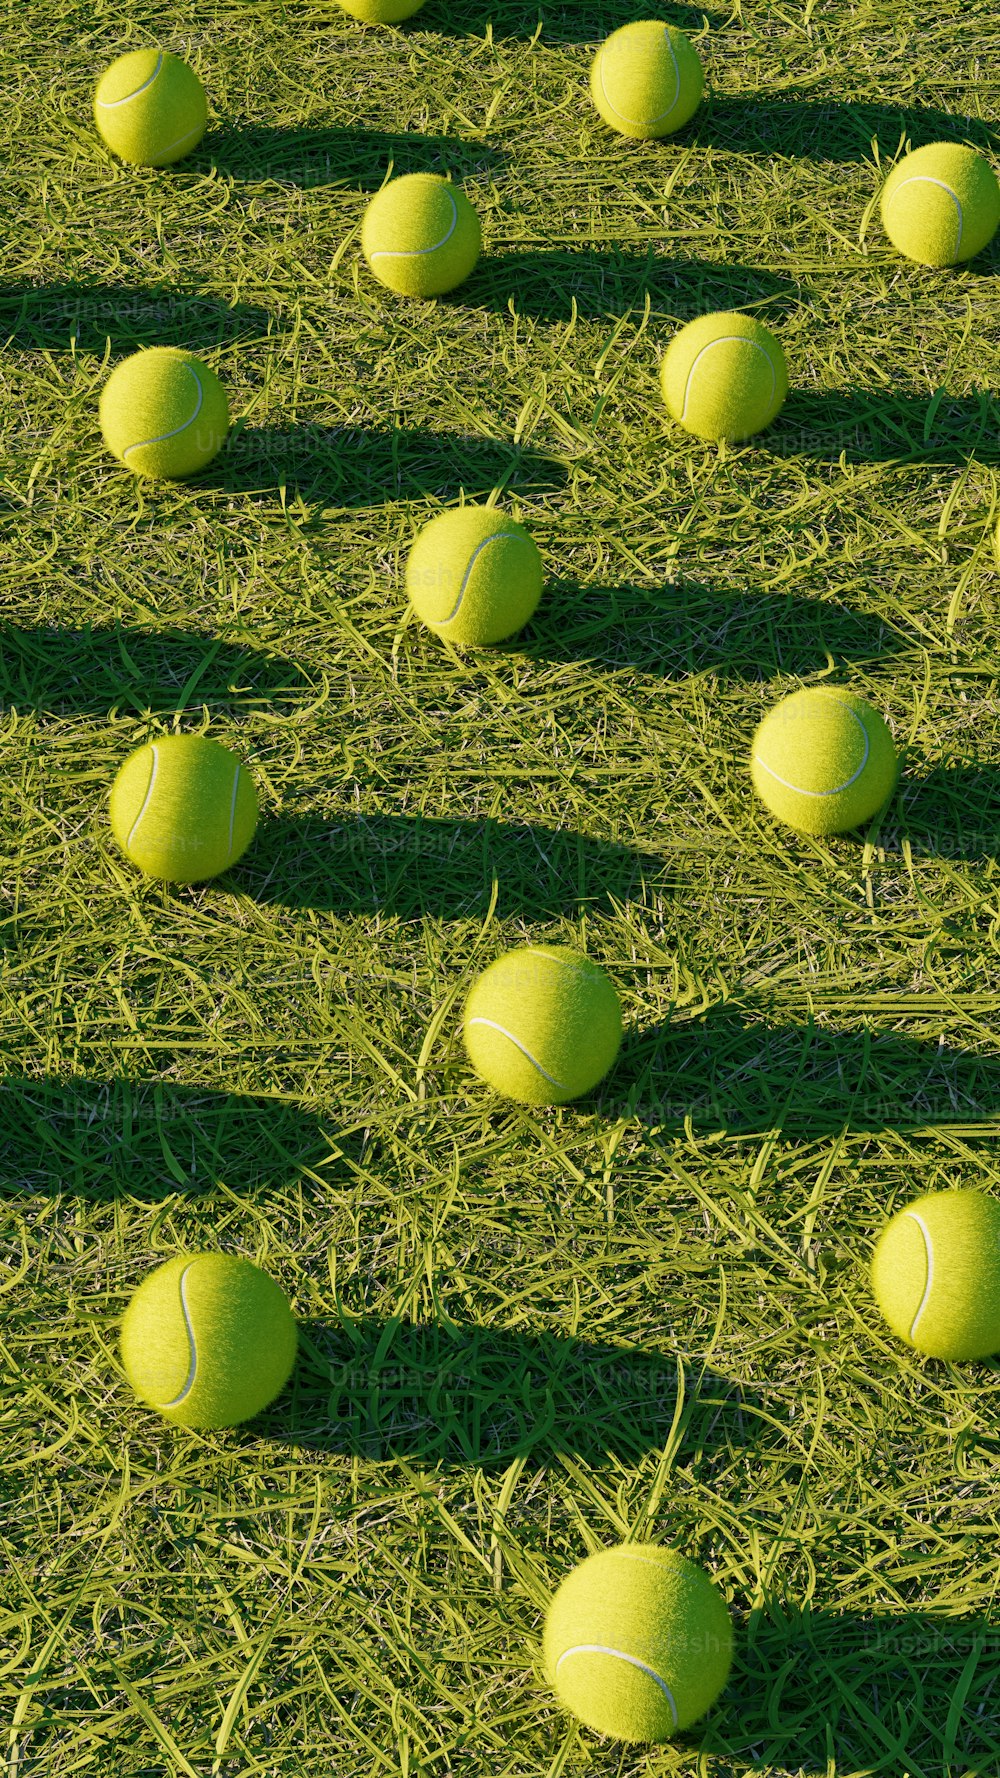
{"left": 871, "top": 1190, "right": 1000, "bottom": 1361}
{"left": 544, "top": 1545, "right": 733, "bottom": 1742}
{"left": 590, "top": 21, "right": 704, "bottom": 140}
{"left": 109, "top": 733, "right": 259, "bottom": 884}
{"left": 94, "top": 49, "right": 207, "bottom": 168}
{"left": 751, "top": 687, "right": 898, "bottom": 836}
{"left": 100, "top": 347, "right": 229, "bottom": 479}
{"left": 463, "top": 946, "right": 622, "bottom": 1106}
{"left": 362, "top": 173, "right": 481, "bottom": 297}
{"left": 336, "top": 0, "right": 426, "bottom": 17}
{"left": 405, "top": 507, "right": 544, "bottom": 646}
{"left": 121, "top": 1253, "right": 298, "bottom": 1428}
{"left": 880, "top": 142, "right": 1000, "bottom": 267}
{"left": 660, "top": 311, "right": 788, "bottom": 442}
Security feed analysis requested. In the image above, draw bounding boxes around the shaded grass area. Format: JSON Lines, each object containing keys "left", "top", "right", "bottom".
{"left": 0, "top": 1075, "right": 343, "bottom": 1198}
{"left": 5, "top": 0, "right": 1000, "bottom": 1774}
{"left": 0, "top": 622, "right": 314, "bottom": 718}
{"left": 614, "top": 1006, "right": 1000, "bottom": 1133}
{"left": 289, "top": 1317, "right": 770, "bottom": 1468}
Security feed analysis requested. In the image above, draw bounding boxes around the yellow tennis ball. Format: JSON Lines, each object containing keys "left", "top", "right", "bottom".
{"left": 590, "top": 21, "right": 704, "bottom": 140}
{"left": 871, "top": 1191, "right": 1000, "bottom": 1361}
{"left": 660, "top": 311, "right": 788, "bottom": 442}
{"left": 121, "top": 1253, "right": 298, "bottom": 1428}
{"left": 109, "top": 733, "right": 259, "bottom": 884}
{"left": 880, "top": 142, "right": 1000, "bottom": 267}
{"left": 93, "top": 49, "right": 207, "bottom": 168}
{"left": 100, "top": 347, "right": 229, "bottom": 479}
{"left": 463, "top": 946, "right": 622, "bottom": 1106}
{"left": 544, "top": 1545, "right": 734, "bottom": 1743}
{"left": 405, "top": 506, "right": 544, "bottom": 646}
{"left": 751, "top": 687, "right": 898, "bottom": 836}
{"left": 337, "top": 0, "right": 426, "bottom": 17}
{"left": 362, "top": 173, "right": 481, "bottom": 297}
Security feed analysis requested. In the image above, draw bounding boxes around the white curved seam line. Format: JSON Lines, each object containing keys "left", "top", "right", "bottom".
{"left": 126, "top": 743, "right": 159, "bottom": 847}
{"left": 467, "top": 1017, "right": 569, "bottom": 1091}
{"left": 443, "top": 530, "right": 522, "bottom": 623}
{"left": 163, "top": 1262, "right": 198, "bottom": 1406}
{"left": 600, "top": 28, "right": 681, "bottom": 127}
{"left": 681, "top": 335, "right": 775, "bottom": 424}
{"left": 907, "top": 1211, "right": 934, "bottom": 1338}
{"left": 555, "top": 1645, "right": 679, "bottom": 1729}
{"left": 123, "top": 364, "right": 204, "bottom": 458}
{"left": 154, "top": 120, "right": 204, "bottom": 160}
{"left": 529, "top": 950, "right": 597, "bottom": 979}
{"left": 226, "top": 762, "right": 241, "bottom": 862}
{"left": 754, "top": 699, "right": 870, "bottom": 797}
{"left": 96, "top": 51, "right": 164, "bottom": 108}
{"left": 887, "top": 176, "right": 963, "bottom": 252}
{"left": 613, "top": 1550, "right": 682, "bottom": 1574}
{"left": 370, "top": 190, "right": 458, "bottom": 261}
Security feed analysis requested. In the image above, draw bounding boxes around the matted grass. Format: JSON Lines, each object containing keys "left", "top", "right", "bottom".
{"left": 3, "top": 1, "right": 1000, "bottom": 1773}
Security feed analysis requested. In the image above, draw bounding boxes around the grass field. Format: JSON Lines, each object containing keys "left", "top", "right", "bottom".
{"left": 4, "top": 1, "right": 1000, "bottom": 1773}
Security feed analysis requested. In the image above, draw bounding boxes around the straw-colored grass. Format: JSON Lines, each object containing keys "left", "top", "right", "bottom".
{"left": 4, "top": 2, "right": 1000, "bottom": 1773}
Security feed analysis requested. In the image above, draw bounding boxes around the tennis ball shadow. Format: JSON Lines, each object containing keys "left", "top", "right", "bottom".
{"left": 202, "top": 124, "right": 503, "bottom": 188}
{"left": 704, "top": 1604, "right": 998, "bottom": 1773}
{"left": 462, "top": 249, "right": 806, "bottom": 324}
{"left": 0, "top": 283, "right": 271, "bottom": 353}
{"left": 600, "top": 1007, "right": 1000, "bottom": 1135}
{"left": 0, "top": 1075, "right": 340, "bottom": 1200}
{"left": 888, "top": 762, "right": 1000, "bottom": 862}
{"left": 243, "top": 813, "right": 666, "bottom": 917}
{"left": 520, "top": 580, "right": 907, "bottom": 681}
{"left": 968, "top": 227, "right": 1000, "bottom": 277}
{"left": 425, "top": 0, "right": 725, "bottom": 40}
{"left": 769, "top": 389, "right": 1000, "bottom": 463}
{"left": 206, "top": 424, "right": 565, "bottom": 505}
{"left": 704, "top": 93, "right": 998, "bottom": 164}
{"left": 0, "top": 623, "right": 310, "bottom": 719}
{"left": 267, "top": 1317, "right": 773, "bottom": 1469}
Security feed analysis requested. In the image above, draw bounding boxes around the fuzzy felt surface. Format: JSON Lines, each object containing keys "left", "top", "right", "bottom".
{"left": 109, "top": 732, "right": 259, "bottom": 883}
{"left": 362, "top": 174, "right": 481, "bottom": 297}
{"left": 405, "top": 505, "right": 543, "bottom": 644}
{"left": 880, "top": 142, "right": 1000, "bottom": 266}
{"left": 544, "top": 1544, "right": 733, "bottom": 1741}
{"left": 121, "top": 1252, "right": 298, "bottom": 1428}
{"left": 99, "top": 347, "right": 229, "bottom": 479}
{"left": 93, "top": 49, "right": 207, "bottom": 168}
{"left": 660, "top": 311, "right": 789, "bottom": 441}
{"left": 751, "top": 687, "right": 898, "bottom": 834}
{"left": 871, "top": 1190, "right": 1000, "bottom": 1359}
{"left": 590, "top": 22, "right": 704, "bottom": 140}
{"left": 337, "top": 0, "right": 426, "bottom": 18}
{"left": 463, "top": 944, "right": 622, "bottom": 1104}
